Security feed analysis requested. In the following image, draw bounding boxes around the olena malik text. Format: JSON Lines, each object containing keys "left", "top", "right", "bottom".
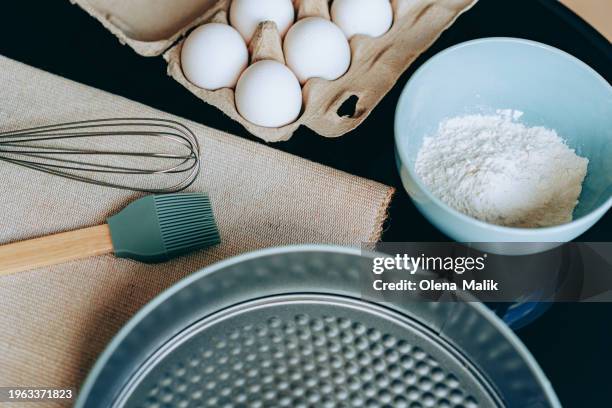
{"left": 373, "top": 279, "right": 500, "bottom": 292}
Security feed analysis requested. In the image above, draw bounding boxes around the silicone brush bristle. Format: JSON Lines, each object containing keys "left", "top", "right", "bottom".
{"left": 107, "top": 193, "right": 220, "bottom": 263}
{"left": 155, "top": 194, "right": 220, "bottom": 254}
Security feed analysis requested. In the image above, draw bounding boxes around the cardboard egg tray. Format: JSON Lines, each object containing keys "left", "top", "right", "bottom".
{"left": 70, "top": 0, "right": 477, "bottom": 142}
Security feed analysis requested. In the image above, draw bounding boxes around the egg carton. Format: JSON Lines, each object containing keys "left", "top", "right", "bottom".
{"left": 70, "top": 0, "right": 477, "bottom": 142}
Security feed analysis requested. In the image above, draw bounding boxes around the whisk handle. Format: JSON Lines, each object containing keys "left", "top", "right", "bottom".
{"left": 0, "top": 225, "right": 114, "bottom": 276}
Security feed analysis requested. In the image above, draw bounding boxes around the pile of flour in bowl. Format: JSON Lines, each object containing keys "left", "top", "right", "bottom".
{"left": 415, "top": 110, "right": 589, "bottom": 228}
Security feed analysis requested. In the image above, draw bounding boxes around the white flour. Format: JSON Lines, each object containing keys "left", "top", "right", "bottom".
{"left": 415, "top": 110, "right": 589, "bottom": 228}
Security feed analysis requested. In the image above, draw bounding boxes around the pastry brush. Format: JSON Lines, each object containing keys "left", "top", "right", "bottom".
{"left": 0, "top": 193, "right": 220, "bottom": 276}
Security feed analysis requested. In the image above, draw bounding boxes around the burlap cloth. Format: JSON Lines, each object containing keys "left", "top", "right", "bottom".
{"left": 0, "top": 55, "right": 393, "bottom": 405}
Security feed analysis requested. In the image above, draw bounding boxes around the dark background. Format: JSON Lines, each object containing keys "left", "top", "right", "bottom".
{"left": 1, "top": 0, "right": 610, "bottom": 406}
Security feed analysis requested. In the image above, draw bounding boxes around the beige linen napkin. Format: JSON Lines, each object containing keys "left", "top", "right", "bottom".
{"left": 0, "top": 56, "right": 393, "bottom": 405}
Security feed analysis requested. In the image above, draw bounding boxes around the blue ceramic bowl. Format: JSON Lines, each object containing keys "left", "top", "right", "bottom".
{"left": 395, "top": 38, "right": 612, "bottom": 244}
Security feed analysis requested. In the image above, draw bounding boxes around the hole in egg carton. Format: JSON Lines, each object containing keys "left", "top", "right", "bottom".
{"left": 337, "top": 95, "right": 360, "bottom": 118}
{"left": 161, "top": 0, "right": 477, "bottom": 142}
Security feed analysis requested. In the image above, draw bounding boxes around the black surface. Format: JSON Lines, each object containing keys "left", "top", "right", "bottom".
{"left": 0, "top": 0, "right": 610, "bottom": 406}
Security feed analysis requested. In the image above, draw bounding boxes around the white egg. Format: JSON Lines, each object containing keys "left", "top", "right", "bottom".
{"left": 331, "top": 0, "right": 393, "bottom": 38}
{"left": 230, "top": 0, "right": 295, "bottom": 43}
{"left": 181, "top": 23, "right": 248, "bottom": 90}
{"left": 284, "top": 17, "right": 351, "bottom": 84}
{"left": 235, "top": 60, "right": 302, "bottom": 128}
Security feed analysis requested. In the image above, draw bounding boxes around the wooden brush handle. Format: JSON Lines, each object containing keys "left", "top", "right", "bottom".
{"left": 0, "top": 225, "right": 114, "bottom": 276}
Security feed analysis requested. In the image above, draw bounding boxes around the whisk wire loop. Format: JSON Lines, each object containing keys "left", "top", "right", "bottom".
{"left": 0, "top": 118, "right": 201, "bottom": 193}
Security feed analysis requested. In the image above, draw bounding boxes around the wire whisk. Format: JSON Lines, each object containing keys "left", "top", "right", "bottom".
{"left": 0, "top": 118, "right": 200, "bottom": 193}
